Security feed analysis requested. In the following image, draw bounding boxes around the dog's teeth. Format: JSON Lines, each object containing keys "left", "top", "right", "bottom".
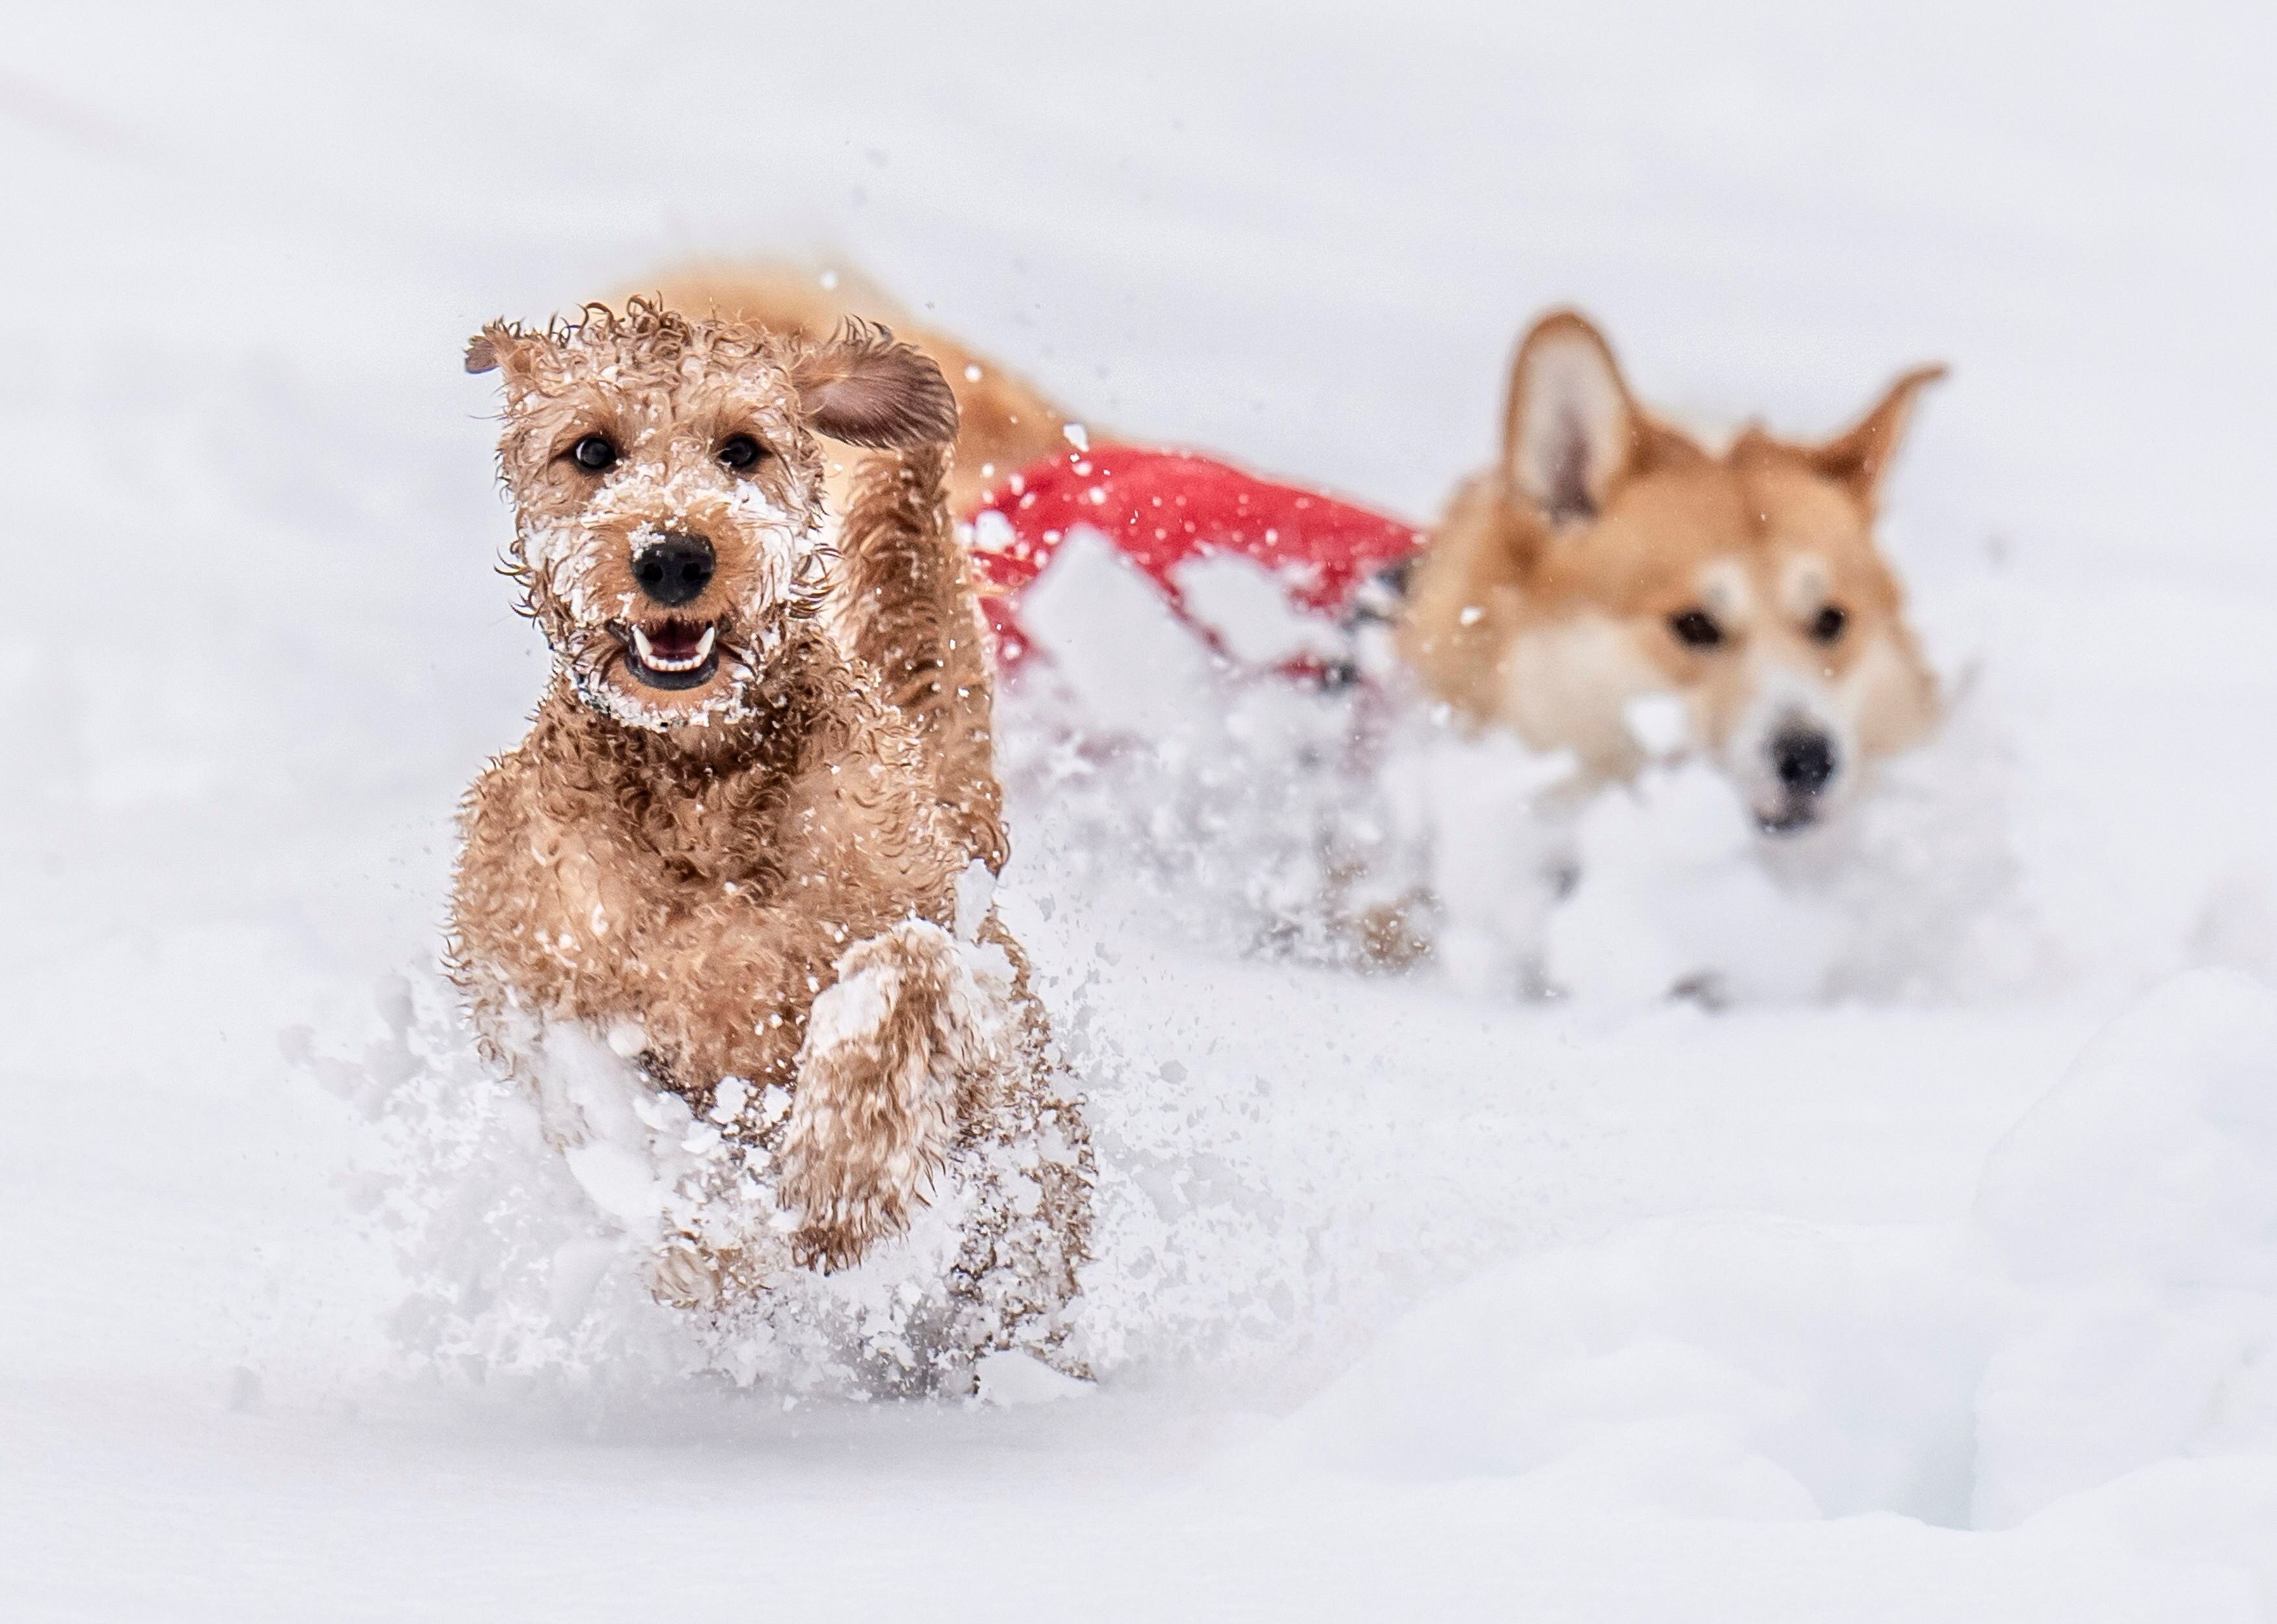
{"left": 630, "top": 622, "right": 716, "bottom": 673}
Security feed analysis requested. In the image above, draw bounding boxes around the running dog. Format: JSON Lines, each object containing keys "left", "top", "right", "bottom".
{"left": 450, "top": 300, "right": 1089, "bottom": 1381}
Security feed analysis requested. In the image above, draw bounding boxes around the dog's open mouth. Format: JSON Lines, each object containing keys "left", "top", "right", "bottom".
{"left": 613, "top": 617, "right": 721, "bottom": 691}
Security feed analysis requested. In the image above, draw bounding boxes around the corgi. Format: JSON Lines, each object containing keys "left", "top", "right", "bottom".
{"left": 1400, "top": 313, "right": 1944, "bottom": 834}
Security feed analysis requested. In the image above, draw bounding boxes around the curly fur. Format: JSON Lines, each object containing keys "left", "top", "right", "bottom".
{"left": 630, "top": 265, "right": 1073, "bottom": 516}
{"left": 449, "top": 300, "right": 1089, "bottom": 1371}
{"left": 780, "top": 920, "right": 986, "bottom": 1269}
{"left": 831, "top": 442, "right": 1008, "bottom": 870}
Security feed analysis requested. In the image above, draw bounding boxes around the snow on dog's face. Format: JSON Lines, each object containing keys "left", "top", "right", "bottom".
{"left": 1405, "top": 312, "right": 1944, "bottom": 836}
{"left": 467, "top": 300, "right": 957, "bottom": 733}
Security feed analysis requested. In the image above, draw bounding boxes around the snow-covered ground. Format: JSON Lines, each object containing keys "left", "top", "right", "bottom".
{"left": 7, "top": 2, "right": 2277, "bottom": 1617}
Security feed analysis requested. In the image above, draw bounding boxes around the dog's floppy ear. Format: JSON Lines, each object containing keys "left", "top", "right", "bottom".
{"left": 788, "top": 319, "right": 960, "bottom": 449}
{"left": 1811, "top": 364, "right": 1947, "bottom": 505}
{"left": 464, "top": 322, "right": 548, "bottom": 388}
{"left": 1502, "top": 310, "right": 1647, "bottom": 526}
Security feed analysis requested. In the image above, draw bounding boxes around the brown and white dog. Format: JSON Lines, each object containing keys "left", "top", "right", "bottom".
{"left": 645, "top": 271, "right": 1943, "bottom": 839}
{"left": 1399, "top": 312, "right": 1945, "bottom": 836}
{"left": 448, "top": 300, "right": 1089, "bottom": 1381}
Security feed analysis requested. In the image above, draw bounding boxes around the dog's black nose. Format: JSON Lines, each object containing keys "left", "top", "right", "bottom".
{"left": 633, "top": 533, "right": 715, "bottom": 606}
{"left": 1771, "top": 728, "right": 1839, "bottom": 795}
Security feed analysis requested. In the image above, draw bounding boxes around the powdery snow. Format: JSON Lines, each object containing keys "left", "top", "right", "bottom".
{"left": 6, "top": 1, "right": 2277, "bottom": 1619}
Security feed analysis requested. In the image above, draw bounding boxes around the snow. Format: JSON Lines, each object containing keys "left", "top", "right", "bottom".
{"left": 1015, "top": 526, "right": 1220, "bottom": 739}
{"left": 1230, "top": 1216, "right": 1989, "bottom": 1523}
{"left": 1546, "top": 761, "right": 1848, "bottom": 1006}
{"left": 1171, "top": 551, "right": 1349, "bottom": 668}
{"left": 8, "top": 0, "right": 2277, "bottom": 1617}
{"left": 1231, "top": 968, "right": 2277, "bottom": 1572}
{"left": 973, "top": 1349, "right": 1090, "bottom": 1407}
{"left": 1971, "top": 971, "right": 2277, "bottom": 1532}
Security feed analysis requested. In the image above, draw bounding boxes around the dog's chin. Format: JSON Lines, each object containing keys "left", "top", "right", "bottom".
{"left": 1754, "top": 798, "right": 1824, "bottom": 838}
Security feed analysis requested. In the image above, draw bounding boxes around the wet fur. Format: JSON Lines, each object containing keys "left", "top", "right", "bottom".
{"left": 449, "top": 300, "right": 1088, "bottom": 1337}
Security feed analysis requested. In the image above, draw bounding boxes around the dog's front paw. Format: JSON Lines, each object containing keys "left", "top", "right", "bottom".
{"left": 778, "top": 920, "right": 981, "bottom": 1271}
{"left": 787, "top": 1208, "right": 887, "bottom": 1275}
{"left": 651, "top": 1235, "right": 721, "bottom": 1309}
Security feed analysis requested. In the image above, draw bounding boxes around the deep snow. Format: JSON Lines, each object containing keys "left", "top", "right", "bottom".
{"left": 7, "top": 1, "right": 2277, "bottom": 1618}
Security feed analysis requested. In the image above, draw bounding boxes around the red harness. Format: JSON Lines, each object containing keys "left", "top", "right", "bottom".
{"left": 965, "top": 445, "right": 1423, "bottom": 671}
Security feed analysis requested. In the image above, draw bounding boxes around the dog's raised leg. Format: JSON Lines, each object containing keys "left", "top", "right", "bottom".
{"left": 777, "top": 918, "right": 995, "bottom": 1270}
{"left": 834, "top": 443, "right": 1008, "bottom": 874}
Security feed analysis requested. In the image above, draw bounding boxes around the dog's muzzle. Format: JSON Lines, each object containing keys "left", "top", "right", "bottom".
{"left": 633, "top": 532, "right": 716, "bottom": 607}
{"left": 1757, "top": 725, "right": 1840, "bottom": 834}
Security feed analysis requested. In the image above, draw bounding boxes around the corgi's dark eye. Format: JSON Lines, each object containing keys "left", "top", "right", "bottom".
{"left": 1669, "top": 608, "right": 1724, "bottom": 649}
{"left": 569, "top": 435, "right": 617, "bottom": 472}
{"left": 1811, "top": 604, "right": 1848, "bottom": 643}
{"left": 718, "top": 434, "right": 767, "bottom": 471}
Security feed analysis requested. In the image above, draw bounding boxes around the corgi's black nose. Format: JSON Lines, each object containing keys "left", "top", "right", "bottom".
{"left": 634, "top": 533, "right": 715, "bottom": 606}
{"left": 1772, "top": 728, "right": 1838, "bottom": 795}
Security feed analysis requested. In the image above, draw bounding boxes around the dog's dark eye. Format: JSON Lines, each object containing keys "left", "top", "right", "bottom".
{"left": 569, "top": 435, "right": 617, "bottom": 472}
{"left": 1811, "top": 604, "right": 1848, "bottom": 643}
{"left": 1669, "top": 608, "right": 1725, "bottom": 649}
{"left": 718, "top": 434, "right": 767, "bottom": 472}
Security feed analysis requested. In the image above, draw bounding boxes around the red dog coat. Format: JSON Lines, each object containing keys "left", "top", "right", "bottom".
{"left": 964, "top": 445, "right": 1423, "bottom": 673}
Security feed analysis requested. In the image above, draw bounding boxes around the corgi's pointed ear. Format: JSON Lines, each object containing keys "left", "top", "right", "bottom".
{"left": 1502, "top": 310, "right": 1645, "bottom": 525}
{"left": 1812, "top": 364, "right": 1947, "bottom": 505}
{"left": 788, "top": 319, "right": 960, "bottom": 449}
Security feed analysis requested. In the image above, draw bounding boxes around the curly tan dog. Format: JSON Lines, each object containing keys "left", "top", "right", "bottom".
{"left": 450, "top": 300, "right": 1088, "bottom": 1376}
